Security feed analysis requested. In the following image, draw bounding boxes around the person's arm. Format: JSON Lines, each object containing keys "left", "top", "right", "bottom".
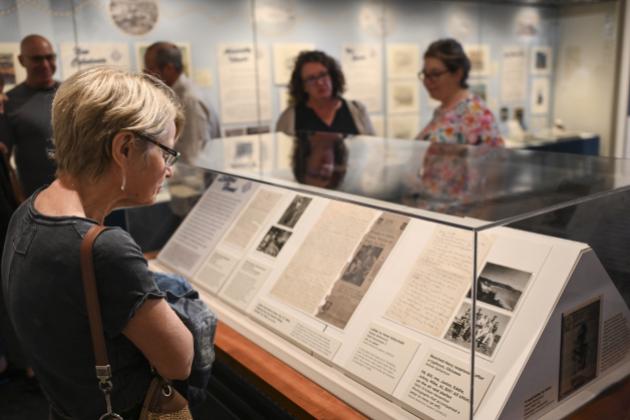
{"left": 208, "top": 104, "right": 221, "bottom": 139}
{"left": 93, "top": 229, "right": 194, "bottom": 381}
{"left": 275, "top": 106, "right": 295, "bottom": 136}
{"left": 350, "top": 100, "right": 375, "bottom": 136}
{"left": 0, "top": 110, "right": 15, "bottom": 156}
{"left": 179, "top": 96, "right": 212, "bottom": 164}
{"left": 122, "top": 298, "right": 193, "bottom": 380}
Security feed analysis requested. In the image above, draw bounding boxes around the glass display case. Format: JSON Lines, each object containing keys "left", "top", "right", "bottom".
{"left": 142, "top": 131, "right": 630, "bottom": 419}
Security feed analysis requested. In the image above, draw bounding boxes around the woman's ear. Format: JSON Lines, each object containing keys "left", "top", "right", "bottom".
{"left": 455, "top": 68, "right": 464, "bottom": 85}
{"left": 111, "top": 131, "right": 133, "bottom": 166}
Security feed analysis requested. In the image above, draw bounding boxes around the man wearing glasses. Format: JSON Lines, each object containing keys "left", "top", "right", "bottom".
{"left": 0, "top": 34, "right": 59, "bottom": 197}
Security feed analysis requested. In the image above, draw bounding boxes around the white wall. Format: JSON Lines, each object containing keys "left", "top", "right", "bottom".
{"left": 553, "top": 2, "right": 620, "bottom": 156}
{"left": 0, "top": 0, "right": 621, "bottom": 151}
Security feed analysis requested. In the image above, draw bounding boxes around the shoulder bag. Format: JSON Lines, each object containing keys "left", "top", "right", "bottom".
{"left": 80, "top": 225, "right": 193, "bottom": 420}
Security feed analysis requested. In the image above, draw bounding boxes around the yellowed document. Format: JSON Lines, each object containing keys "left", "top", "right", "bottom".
{"left": 270, "top": 201, "right": 377, "bottom": 314}
{"left": 385, "top": 226, "right": 492, "bottom": 337}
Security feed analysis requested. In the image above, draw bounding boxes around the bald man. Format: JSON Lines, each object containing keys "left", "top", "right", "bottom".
{"left": 144, "top": 42, "right": 221, "bottom": 164}
{"left": 0, "top": 34, "right": 58, "bottom": 196}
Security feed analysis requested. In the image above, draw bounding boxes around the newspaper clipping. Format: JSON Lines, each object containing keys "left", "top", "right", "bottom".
{"left": 316, "top": 213, "right": 409, "bottom": 329}
{"left": 269, "top": 201, "right": 377, "bottom": 314}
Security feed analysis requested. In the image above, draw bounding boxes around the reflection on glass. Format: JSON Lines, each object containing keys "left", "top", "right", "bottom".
{"left": 292, "top": 131, "right": 348, "bottom": 189}
{"left": 403, "top": 142, "right": 506, "bottom": 214}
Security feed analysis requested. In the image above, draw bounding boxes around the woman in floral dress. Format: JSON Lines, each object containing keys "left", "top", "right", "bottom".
{"left": 416, "top": 38, "right": 503, "bottom": 146}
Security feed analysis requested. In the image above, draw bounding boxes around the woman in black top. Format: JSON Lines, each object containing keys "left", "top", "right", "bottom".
{"left": 276, "top": 50, "right": 375, "bottom": 136}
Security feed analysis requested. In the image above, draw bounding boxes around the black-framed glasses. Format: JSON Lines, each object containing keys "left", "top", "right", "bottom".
{"left": 133, "top": 132, "right": 180, "bottom": 167}
{"left": 303, "top": 71, "right": 329, "bottom": 86}
{"left": 418, "top": 69, "right": 450, "bottom": 82}
{"left": 25, "top": 54, "right": 56, "bottom": 63}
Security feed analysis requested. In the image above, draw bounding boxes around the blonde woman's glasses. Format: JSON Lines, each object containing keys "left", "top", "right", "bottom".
{"left": 133, "top": 132, "right": 180, "bottom": 167}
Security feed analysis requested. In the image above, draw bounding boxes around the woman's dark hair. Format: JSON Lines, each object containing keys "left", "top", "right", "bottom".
{"left": 291, "top": 132, "right": 348, "bottom": 189}
{"left": 288, "top": 50, "right": 345, "bottom": 105}
{"left": 424, "top": 38, "right": 470, "bottom": 88}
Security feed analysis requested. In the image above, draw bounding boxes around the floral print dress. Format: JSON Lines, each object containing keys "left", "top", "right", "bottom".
{"left": 413, "top": 94, "right": 503, "bottom": 211}
{"left": 417, "top": 93, "right": 503, "bottom": 146}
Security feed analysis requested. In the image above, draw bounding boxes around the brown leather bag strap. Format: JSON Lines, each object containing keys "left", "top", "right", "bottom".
{"left": 80, "top": 225, "right": 109, "bottom": 371}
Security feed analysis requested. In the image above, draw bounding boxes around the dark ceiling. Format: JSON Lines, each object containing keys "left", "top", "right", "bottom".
{"left": 453, "top": 0, "right": 617, "bottom": 5}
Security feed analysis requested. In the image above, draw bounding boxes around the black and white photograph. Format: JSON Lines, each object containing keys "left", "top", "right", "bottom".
{"left": 444, "top": 302, "right": 511, "bottom": 357}
{"left": 278, "top": 195, "right": 312, "bottom": 228}
{"left": 531, "top": 46, "right": 552, "bottom": 76}
{"left": 387, "top": 81, "right": 418, "bottom": 114}
{"left": 341, "top": 245, "right": 383, "bottom": 287}
{"left": 110, "top": 0, "right": 159, "bottom": 36}
{"left": 387, "top": 44, "right": 419, "bottom": 79}
{"left": 256, "top": 226, "right": 292, "bottom": 257}
{"left": 466, "top": 263, "right": 532, "bottom": 311}
{"left": 559, "top": 298, "right": 600, "bottom": 400}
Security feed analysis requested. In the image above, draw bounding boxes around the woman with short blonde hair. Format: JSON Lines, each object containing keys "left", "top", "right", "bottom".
{"left": 53, "top": 66, "right": 184, "bottom": 180}
{"left": 2, "top": 66, "right": 193, "bottom": 419}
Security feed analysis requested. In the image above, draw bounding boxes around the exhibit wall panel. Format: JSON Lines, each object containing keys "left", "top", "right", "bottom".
{"left": 615, "top": 0, "right": 630, "bottom": 159}
{"left": 553, "top": 2, "right": 620, "bottom": 157}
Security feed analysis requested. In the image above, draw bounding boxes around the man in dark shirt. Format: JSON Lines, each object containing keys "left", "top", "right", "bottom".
{"left": 0, "top": 34, "right": 59, "bottom": 197}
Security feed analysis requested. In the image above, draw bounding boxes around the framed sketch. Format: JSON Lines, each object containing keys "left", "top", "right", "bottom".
{"left": 530, "top": 78, "right": 550, "bottom": 115}
{"left": 109, "top": 0, "right": 159, "bottom": 36}
{"left": 135, "top": 42, "right": 192, "bottom": 77}
{"left": 464, "top": 44, "right": 490, "bottom": 77}
{"left": 386, "top": 114, "right": 419, "bottom": 140}
{"left": 531, "top": 46, "right": 552, "bottom": 76}
{"left": 516, "top": 9, "right": 541, "bottom": 37}
{"left": 370, "top": 114, "right": 385, "bottom": 137}
{"left": 273, "top": 43, "right": 314, "bottom": 85}
{"left": 387, "top": 43, "right": 420, "bottom": 79}
{"left": 469, "top": 81, "right": 488, "bottom": 102}
{"left": 387, "top": 80, "right": 418, "bottom": 114}
{"left": 0, "top": 43, "right": 24, "bottom": 89}
{"left": 254, "top": 0, "right": 297, "bottom": 36}
{"left": 558, "top": 297, "right": 600, "bottom": 400}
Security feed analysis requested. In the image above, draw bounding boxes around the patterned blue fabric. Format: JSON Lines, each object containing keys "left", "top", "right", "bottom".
{"left": 152, "top": 272, "right": 217, "bottom": 402}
